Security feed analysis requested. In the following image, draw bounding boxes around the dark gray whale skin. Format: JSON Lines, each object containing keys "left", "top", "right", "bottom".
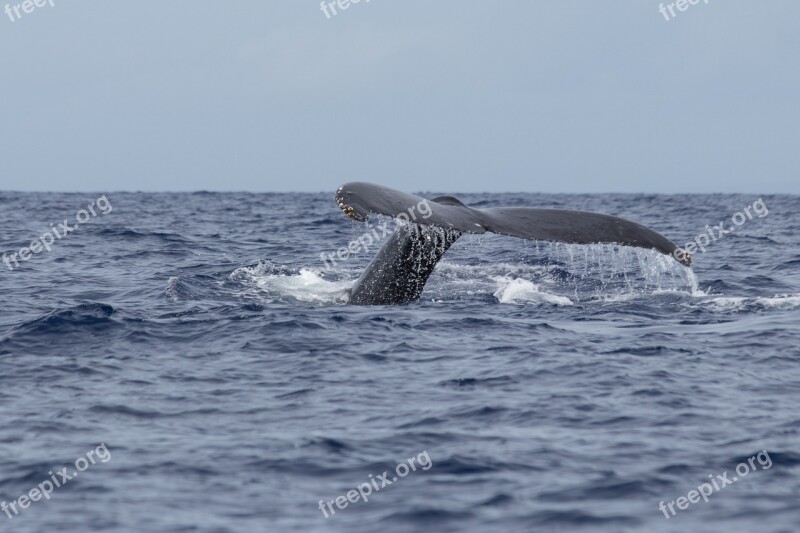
{"left": 347, "top": 223, "right": 461, "bottom": 305}
{"left": 335, "top": 182, "right": 690, "bottom": 305}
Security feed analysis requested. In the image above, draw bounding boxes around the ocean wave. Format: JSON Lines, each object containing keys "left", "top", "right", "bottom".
{"left": 707, "top": 293, "right": 800, "bottom": 311}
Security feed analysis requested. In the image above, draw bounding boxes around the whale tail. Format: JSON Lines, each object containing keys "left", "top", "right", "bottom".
{"left": 348, "top": 223, "right": 462, "bottom": 305}
{"left": 335, "top": 182, "right": 690, "bottom": 305}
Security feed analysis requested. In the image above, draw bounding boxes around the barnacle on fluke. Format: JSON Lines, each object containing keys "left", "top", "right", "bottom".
{"left": 334, "top": 188, "right": 365, "bottom": 221}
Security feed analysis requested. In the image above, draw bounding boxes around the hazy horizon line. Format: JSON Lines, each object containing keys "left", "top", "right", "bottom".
{"left": 1, "top": 189, "right": 796, "bottom": 196}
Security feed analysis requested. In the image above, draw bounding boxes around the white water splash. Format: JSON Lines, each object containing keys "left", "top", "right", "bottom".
{"left": 228, "top": 243, "right": 712, "bottom": 306}
{"left": 230, "top": 262, "right": 352, "bottom": 304}
{"left": 433, "top": 241, "right": 702, "bottom": 302}
{"left": 708, "top": 293, "right": 800, "bottom": 310}
{"left": 492, "top": 276, "right": 573, "bottom": 305}
{"left": 683, "top": 268, "right": 704, "bottom": 296}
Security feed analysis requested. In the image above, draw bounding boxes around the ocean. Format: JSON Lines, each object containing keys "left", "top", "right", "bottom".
{"left": 1, "top": 191, "right": 798, "bottom": 532}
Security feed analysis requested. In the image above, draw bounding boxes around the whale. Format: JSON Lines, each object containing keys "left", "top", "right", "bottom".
{"left": 334, "top": 182, "right": 691, "bottom": 305}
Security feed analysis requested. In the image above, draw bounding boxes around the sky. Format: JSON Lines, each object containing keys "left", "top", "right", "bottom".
{"left": 0, "top": 1, "right": 798, "bottom": 193}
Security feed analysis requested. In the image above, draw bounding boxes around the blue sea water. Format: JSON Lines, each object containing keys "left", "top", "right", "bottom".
{"left": 0, "top": 191, "right": 798, "bottom": 532}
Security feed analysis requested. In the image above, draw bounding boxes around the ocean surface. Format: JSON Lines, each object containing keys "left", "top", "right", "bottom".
{"left": 0, "top": 190, "right": 798, "bottom": 533}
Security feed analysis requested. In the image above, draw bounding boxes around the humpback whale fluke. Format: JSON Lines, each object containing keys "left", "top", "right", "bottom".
{"left": 335, "top": 182, "right": 690, "bottom": 305}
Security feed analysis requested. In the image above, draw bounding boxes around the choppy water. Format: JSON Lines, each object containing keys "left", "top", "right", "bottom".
{"left": 1, "top": 191, "right": 798, "bottom": 532}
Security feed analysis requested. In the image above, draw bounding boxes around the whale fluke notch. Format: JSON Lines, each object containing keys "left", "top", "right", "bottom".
{"left": 335, "top": 182, "right": 690, "bottom": 305}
